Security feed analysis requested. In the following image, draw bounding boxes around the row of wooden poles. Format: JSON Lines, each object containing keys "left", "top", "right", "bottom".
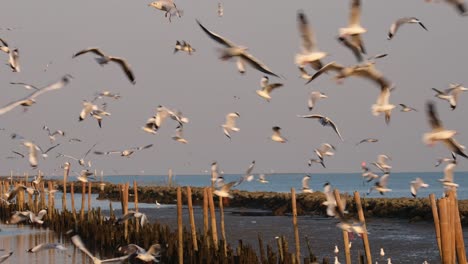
{"left": 430, "top": 191, "right": 467, "bottom": 263}
{"left": 1, "top": 164, "right": 466, "bottom": 263}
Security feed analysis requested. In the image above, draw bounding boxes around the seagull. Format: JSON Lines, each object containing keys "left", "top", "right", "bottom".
{"left": 435, "top": 153, "right": 457, "bottom": 167}
{"left": 337, "top": 35, "right": 363, "bottom": 62}
{"left": 439, "top": 158, "right": 458, "bottom": 188}
{"left": 256, "top": 76, "right": 283, "bottom": 102}
{"left": 372, "top": 154, "right": 392, "bottom": 173}
{"left": 72, "top": 47, "right": 135, "bottom": 84}
{"left": 213, "top": 181, "right": 236, "bottom": 198}
{"left": 372, "top": 84, "right": 396, "bottom": 125}
{"left": 302, "top": 175, "right": 313, "bottom": 193}
{"left": 211, "top": 161, "right": 221, "bottom": 183}
{"left": 141, "top": 105, "right": 177, "bottom": 134}
{"left": 234, "top": 160, "right": 256, "bottom": 187}
{"left": 334, "top": 245, "right": 339, "bottom": 254}
{"left": 410, "top": 177, "right": 429, "bottom": 197}
{"left": 308, "top": 91, "right": 327, "bottom": 111}
{"left": 148, "top": 0, "right": 182, "bottom": 22}
{"left": 322, "top": 182, "right": 347, "bottom": 217}
{"left": 128, "top": 244, "right": 161, "bottom": 263}
{"left": 428, "top": 0, "right": 468, "bottom": 15}
{"left": 314, "top": 143, "right": 336, "bottom": 162}
{"left": 2, "top": 184, "right": 28, "bottom": 201}
{"left": 433, "top": 84, "right": 468, "bottom": 110}
{"left": 43, "top": 126, "right": 65, "bottom": 142}
{"left": 116, "top": 211, "right": 148, "bottom": 227}
{"left": 399, "top": 104, "right": 418, "bottom": 112}
{"left": 71, "top": 234, "right": 130, "bottom": 264}
{"left": 334, "top": 256, "right": 341, "bottom": 264}
{"left": 57, "top": 143, "right": 98, "bottom": 167}
{"left": 0, "top": 38, "right": 20, "bottom": 72}
{"left": 380, "top": 247, "right": 385, "bottom": 256}
{"left": 174, "top": 40, "right": 195, "bottom": 55}
{"left": 299, "top": 67, "right": 313, "bottom": 80}
{"left": 197, "top": 20, "right": 280, "bottom": 77}
{"left": 9, "top": 82, "right": 39, "bottom": 90}
{"left": 8, "top": 210, "right": 32, "bottom": 224}
{"left": 217, "top": 2, "right": 223, "bottom": 17}
{"left": 23, "top": 141, "right": 39, "bottom": 168}
{"left": 79, "top": 101, "right": 110, "bottom": 128}
{"left": 387, "top": 17, "right": 427, "bottom": 40}
{"left": 27, "top": 243, "right": 66, "bottom": 253}
{"left": 0, "top": 75, "right": 72, "bottom": 116}
{"left": 0, "top": 251, "right": 12, "bottom": 263}
{"left": 423, "top": 101, "right": 468, "bottom": 158}
{"left": 222, "top": 112, "right": 240, "bottom": 139}
{"left": 94, "top": 144, "right": 153, "bottom": 157}
{"left": 172, "top": 125, "right": 188, "bottom": 144}
{"left": 94, "top": 91, "right": 121, "bottom": 101}
{"left": 118, "top": 244, "right": 146, "bottom": 255}
{"left": 295, "top": 10, "right": 327, "bottom": 75}
{"left": 356, "top": 138, "right": 378, "bottom": 146}
{"left": 257, "top": 174, "right": 269, "bottom": 183}
{"left": 308, "top": 158, "right": 325, "bottom": 168}
{"left": 297, "top": 114, "right": 344, "bottom": 141}
{"left": 339, "top": 0, "right": 367, "bottom": 54}
{"left": 271, "top": 126, "right": 287, "bottom": 143}
{"left": 367, "top": 173, "right": 392, "bottom": 195}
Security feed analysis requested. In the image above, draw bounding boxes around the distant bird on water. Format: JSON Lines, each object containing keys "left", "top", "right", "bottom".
{"left": 72, "top": 47, "right": 136, "bottom": 84}
{"left": 196, "top": 20, "right": 280, "bottom": 77}
{"left": 387, "top": 17, "right": 427, "bottom": 40}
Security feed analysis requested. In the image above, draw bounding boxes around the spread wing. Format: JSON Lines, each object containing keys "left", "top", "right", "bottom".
{"left": 73, "top": 47, "right": 106, "bottom": 58}
{"left": 196, "top": 20, "right": 237, "bottom": 48}
{"left": 109, "top": 57, "right": 136, "bottom": 84}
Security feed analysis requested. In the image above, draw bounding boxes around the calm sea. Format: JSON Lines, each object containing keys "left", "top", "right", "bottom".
{"left": 51, "top": 171, "right": 468, "bottom": 200}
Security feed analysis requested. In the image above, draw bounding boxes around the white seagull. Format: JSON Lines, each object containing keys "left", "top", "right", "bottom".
{"left": 197, "top": 20, "right": 280, "bottom": 77}
{"left": 27, "top": 243, "right": 67, "bottom": 253}
{"left": 256, "top": 76, "right": 283, "bottom": 102}
{"left": 23, "top": 141, "right": 39, "bottom": 168}
{"left": 73, "top": 47, "right": 135, "bottom": 84}
{"left": 117, "top": 211, "right": 148, "bottom": 227}
{"left": 94, "top": 144, "right": 153, "bottom": 157}
{"left": 57, "top": 143, "right": 98, "bottom": 167}
{"left": 71, "top": 234, "right": 130, "bottom": 264}
{"left": 222, "top": 112, "right": 240, "bottom": 139}
{"left": 372, "top": 154, "right": 392, "bottom": 172}
{"left": 172, "top": 125, "right": 188, "bottom": 144}
{"left": 149, "top": 0, "right": 182, "bottom": 22}
{"left": 308, "top": 91, "right": 327, "bottom": 111}
{"left": 410, "top": 177, "right": 429, "bottom": 197}
{"left": 0, "top": 75, "right": 72, "bottom": 116}
{"left": 439, "top": 158, "right": 458, "bottom": 188}
{"left": 302, "top": 175, "right": 313, "bottom": 193}
{"left": 271, "top": 126, "right": 287, "bottom": 143}
{"left": 423, "top": 101, "right": 468, "bottom": 158}
{"left": 399, "top": 104, "right": 418, "bottom": 112}
{"left": 339, "top": 0, "right": 367, "bottom": 54}
{"left": 367, "top": 173, "right": 392, "bottom": 195}
{"left": 387, "top": 17, "right": 427, "bottom": 40}
{"left": 257, "top": 174, "right": 269, "bottom": 183}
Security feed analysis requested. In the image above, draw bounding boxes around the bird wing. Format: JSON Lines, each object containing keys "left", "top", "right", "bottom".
{"left": 245, "top": 160, "right": 255, "bottom": 176}
{"left": 264, "top": 83, "right": 283, "bottom": 93}
{"left": 0, "top": 98, "right": 31, "bottom": 116}
{"left": 225, "top": 113, "right": 239, "bottom": 128}
{"left": 73, "top": 47, "right": 106, "bottom": 58}
{"left": 337, "top": 36, "right": 363, "bottom": 62}
{"left": 328, "top": 119, "right": 344, "bottom": 141}
{"left": 135, "top": 144, "right": 154, "bottom": 151}
{"left": 297, "top": 11, "right": 316, "bottom": 52}
{"left": 379, "top": 173, "right": 390, "bottom": 188}
{"left": 426, "top": 101, "right": 443, "bottom": 130}
{"left": 297, "top": 114, "right": 323, "bottom": 119}
{"left": 10, "top": 82, "right": 39, "bottom": 90}
{"left": 28, "top": 75, "right": 72, "bottom": 100}
{"left": 443, "top": 138, "right": 468, "bottom": 158}
{"left": 196, "top": 20, "right": 237, "bottom": 48}
{"left": 306, "top": 61, "right": 344, "bottom": 84}
{"left": 443, "top": 163, "right": 455, "bottom": 182}
{"left": 83, "top": 143, "right": 98, "bottom": 159}
{"left": 109, "top": 57, "right": 136, "bottom": 84}
{"left": 240, "top": 52, "right": 280, "bottom": 78}
{"left": 12, "top": 151, "right": 24, "bottom": 158}
{"left": 0, "top": 252, "right": 12, "bottom": 263}
{"left": 349, "top": 0, "right": 362, "bottom": 26}
{"left": 71, "top": 235, "right": 96, "bottom": 260}
{"left": 43, "top": 143, "right": 60, "bottom": 154}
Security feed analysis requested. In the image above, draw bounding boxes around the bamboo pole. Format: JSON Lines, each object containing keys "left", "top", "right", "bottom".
{"left": 447, "top": 191, "right": 456, "bottom": 262}
{"left": 47, "top": 182, "right": 53, "bottom": 219}
{"left": 187, "top": 186, "right": 198, "bottom": 251}
{"left": 354, "top": 191, "right": 372, "bottom": 264}
{"left": 429, "top": 193, "right": 442, "bottom": 259}
{"left": 276, "top": 236, "right": 284, "bottom": 264}
{"left": 133, "top": 181, "right": 139, "bottom": 233}
{"left": 177, "top": 187, "right": 183, "bottom": 264}
{"left": 207, "top": 188, "right": 218, "bottom": 251}
{"left": 291, "top": 188, "right": 300, "bottom": 264}
{"left": 87, "top": 182, "right": 92, "bottom": 212}
{"left": 70, "top": 182, "right": 76, "bottom": 219}
{"left": 80, "top": 181, "right": 85, "bottom": 221}
{"left": 203, "top": 187, "right": 210, "bottom": 248}
{"left": 334, "top": 189, "right": 351, "bottom": 264}
{"left": 438, "top": 198, "right": 452, "bottom": 263}
{"left": 452, "top": 192, "right": 467, "bottom": 264}
{"left": 123, "top": 183, "right": 129, "bottom": 241}
{"left": 219, "top": 196, "right": 227, "bottom": 257}
{"left": 168, "top": 168, "right": 173, "bottom": 187}
{"left": 62, "top": 162, "right": 70, "bottom": 211}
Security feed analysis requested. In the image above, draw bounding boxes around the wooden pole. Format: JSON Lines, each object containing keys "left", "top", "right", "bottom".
{"left": 276, "top": 236, "right": 284, "bottom": 263}
{"left": 429, "top": 193, "right": 442, "bottom": 259}
{"left": 87, "top": 182, "right": 92, "bottom": 212}
{"left": 203, "top": 187, "right": 210, "bottom": 248}
{"left": 219, "top": 196, "right": 227, "bottom": 257}
{"left": 291, "top": 188, "right": 300, "bottom": 264}
{"left": 177, "top": 187, "right": 183, "bottom": 264}
{"left": 70, "top": 182, "right": 76, "bottom": 219}
{"left": 187, "top": 186, "right": 198, "bottom": 251}
{"left": 168, "top": 168, "right": 173, "bottom": 187}
{"left": 354, "top": 191, "right": 372, "bottom": 264}
{"left": 207, "top": 188, "right": 218, "bottom": 251}
{"left": 452, "top": 192, "right": 467, "bottom": 263}
{"left": 123, "top": 183, "right": 129, "bottom": 241}
{"left": 447, "top": 191, "right": 456, "bottom": 262}
{"left": 62, "top": 162, "right": 70, "bottom": 211}
{"left": 80, "top": 181, "right": 85, "bottom": 221}
{"left": 133, "top": 181, "right": 139, "bottom": 233}
{"left": 334, "top": 189, "right": 351, "bottom": 264}
{"left": 438, "top": 198, "right": 452, "bottom": 263}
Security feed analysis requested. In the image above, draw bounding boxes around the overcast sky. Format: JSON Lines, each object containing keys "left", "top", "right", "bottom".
{"left": 0, "top": 0, "right": 467, "bottom": 176}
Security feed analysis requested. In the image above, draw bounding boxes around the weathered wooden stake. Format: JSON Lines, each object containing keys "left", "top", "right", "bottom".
{"left": 291, "top": 188, "right": 300, "bottom": 264}
{"left": 354, "top": 191, "right": 372, "bottom": 264}
{"left": 203, "top": 187, "right": 210, "bottom": 248}
{"left": 438, "top": 198, "right": 452, "bottom": 263}
{"left": 333, "top": 189, "right": 351, "bottom": 264}
{"left": 70, "top": 182, "right": 76, "bottom": 219}
{"left": 62, "top": 162, "right": 70, "bottom": 211}
{"left": 429, "top": 193, "right": 442, "bottom": 259}
{"left": 80, "top": 181, "right": 85, "bottom": 221}
{"left": 177, "top": 186, "right": 183, "bottom": 264}
{"left": 219, "top": 196, "right": 227, "bottom": 257}
{"left": 133, "top": 181, "right": 139, "bottom": 233}
{"left": 207, "top": 188, "right": 218, "bottom": 251}
{"left": 187, "top": 186, "right": 198, "bottom": 251}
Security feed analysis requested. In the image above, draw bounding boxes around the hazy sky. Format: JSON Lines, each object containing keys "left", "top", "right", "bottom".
{"left": 0, "top": 0, "right": 467, "bottom": 176}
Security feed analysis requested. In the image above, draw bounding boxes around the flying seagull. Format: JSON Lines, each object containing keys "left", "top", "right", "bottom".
{"left": 410, "top": 177, "right": 429, "bottom": 197}
{"left": 271, "top": 126, "right": 287, "bottom": 143}
{"left": 439, "top": 158, "right": 459, "bottom": 189}
{"left": 9, "top": 82, "right": 39, "bottom": 90}
{"left": 71, "top": 234, "right": 130, "bottom": 264}
{"left": 424, "top": 101, "right": 468, "bottom": 158}
{"left": 57, "top": 143, "right": 98, "bottom": 167}
{"left": 172, "top": 125, "right": 188, "bottom": 144}
{"left": 433, "top": 84, "right": 468, "bottom": 110}
{"left": 399, "top": 104, "right": 418, "bottom": 112}
{"left": 339, "top": 0, "right": 367, "bottom": 54}
{"left": 308, "top": 91, "right": 327, "bottom": 111}
{"left": 117, "top": 211, "right": 148, "bottom": 227}
{"left": 197, "top": 20, "right": 280, "bottom": 77}
{"left": 148, "top": 0, "right": 182, "bottom": 22}
{"left": 94, "top": 144, "right": 153, "bottom": 157}
{"left": 23, "top": 141, "right": 39, "bottom": 168}
{"left": 222, "top": 112, "right": 240, "bottom": 139}
{"left": 356, "top": 138, "right": 378, "bottom": 146}
{"left": 367, "top": 173, "right": 392, "bottom": 195}
{"left": 0, "top": 75, "right": 72, "bottom": 116}
{"left": 302, "top": 175, "right": 313, "bottom": 193}
{"left": 174, "top": 40, "right": 195, "bottom": 55}
{"left": 387, "top": 17, "right": 427, "bottom": 40}
{"left": 295, "top": 10, "right": 327, "bottom": 74}
{"left": 256, "top": 76, "right": 283, "bottom": 102}
{"left": 73, "top": 47, "right": 135, "bottom": 84}
{"left": 27, "top": 243, "right": 67, "bottom": 253}
{"left": 233, "top": 160, "right": 256, "bottom": 187}
{"left": 297, "top": 114, "right": 344, "bottom": 141}
{"left": 0, "top": 38, "right": 20, "bottom": 72}
{"left": 372, "top": 154, "right": 392, "bottom": 172}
